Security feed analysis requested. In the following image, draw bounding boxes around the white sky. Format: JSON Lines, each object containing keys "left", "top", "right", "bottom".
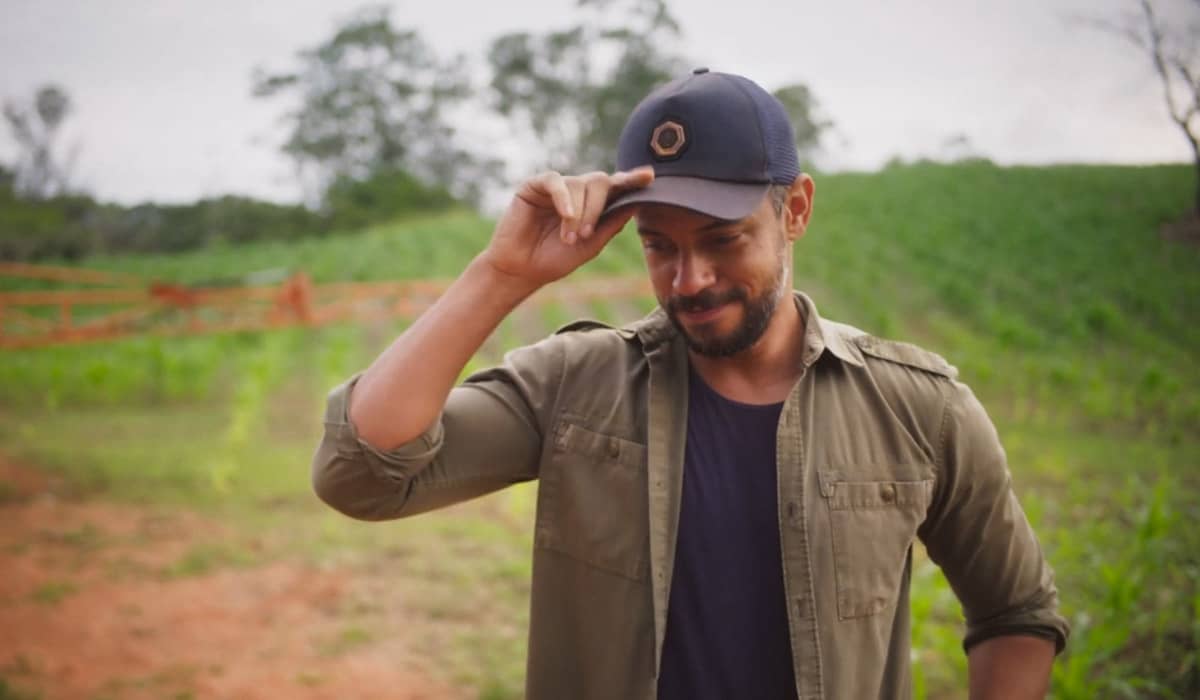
{"left": 0, "top": 0, "right": 1186, "bottom": 206}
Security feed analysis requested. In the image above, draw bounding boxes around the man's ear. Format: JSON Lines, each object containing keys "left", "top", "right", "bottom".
{"left": 786, "top": 174, "right": 816, "bottom": 241}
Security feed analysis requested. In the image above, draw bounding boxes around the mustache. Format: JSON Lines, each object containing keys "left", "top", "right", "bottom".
{"left": 668, "top": 288, "right": 746, "bottom": 314}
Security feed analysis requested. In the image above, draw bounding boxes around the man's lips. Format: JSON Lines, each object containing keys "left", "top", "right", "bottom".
{"left": 677, "top": 302, "right": 729, "bottom": 324}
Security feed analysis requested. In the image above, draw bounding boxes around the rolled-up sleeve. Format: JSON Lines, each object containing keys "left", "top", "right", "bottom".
{"left": 311, "top": 336, "right": 564, "bottom": 521}
{"left": 918, "top": 379, "right": 1070, "bottom": 653}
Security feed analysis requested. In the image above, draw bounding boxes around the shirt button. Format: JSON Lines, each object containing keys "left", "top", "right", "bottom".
{"left": 881, "top": 484, "right": 897, "bottom": 503}
{"left": 607, "top": 441, "right": 620, "bottom": 459}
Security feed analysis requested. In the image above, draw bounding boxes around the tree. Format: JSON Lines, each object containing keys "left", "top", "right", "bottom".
{"left": 1086, "top": 0, "right": 1200, "bottom": 213}
{"left": 323, "top": 169, "right": 457, "bottom": 231}
{"left": 3, "top": 84, "right": 78, "bottom": 199}
{"left": 488, "top": 0, "right": 834, "bottom": 175}
{"left": 487, "top": 0, "right": 686, "bottom": 174}
{"left": 253, "top": 6, "right": 500, "bottom": 207}
{"left": 771, "top": 84, "right": 835, "bottom": 166}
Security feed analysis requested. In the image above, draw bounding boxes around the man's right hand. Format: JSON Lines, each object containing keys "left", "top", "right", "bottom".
{"left": 347, "top": 168, "right": 652, "bottom": 451}
{"left": 480, "top": 168, "right": 655, "bottom": 290}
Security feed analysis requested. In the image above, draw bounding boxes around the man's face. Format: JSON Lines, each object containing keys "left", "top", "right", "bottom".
{"left": 635, "top": 193, "right": 794, "bottom": 358}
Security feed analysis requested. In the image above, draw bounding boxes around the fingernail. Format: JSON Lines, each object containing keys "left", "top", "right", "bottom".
{"left": 580, "top": 224, "right": 594, "bottom": 239}
{"left": 565, "top": 230, "right": 577, "bottom": 245}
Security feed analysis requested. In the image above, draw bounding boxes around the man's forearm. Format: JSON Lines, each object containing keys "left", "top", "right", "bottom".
{"left": 349, "top": 255, "right": 537, "bottom": 450}
{"left": 967, "top": 634, "right": 1055, "bottom": 699}
{"left": 346, "top": 168, "right": 652, "bottom": 452}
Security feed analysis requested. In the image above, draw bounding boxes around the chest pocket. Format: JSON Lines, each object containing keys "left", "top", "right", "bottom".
{"left": 536, "top": 416, "right": 649, "bottom": 581}
{"left": 819, "top": 465, "right": 933, "bottom": 619}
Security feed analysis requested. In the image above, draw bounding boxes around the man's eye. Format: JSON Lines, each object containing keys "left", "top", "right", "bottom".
{"left": 712, "top": 234, "right": 739, "bottom": 246}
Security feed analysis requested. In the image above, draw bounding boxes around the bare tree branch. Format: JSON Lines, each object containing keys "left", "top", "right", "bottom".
{"left": 1070, "top": 14, "right": 1148, "bottom": 49}
{"left": 1082, "top": 0, "right": 1200, "bottom": 213}
{"left": 1139, "top": 0, "right": 1187, "bottom": 124}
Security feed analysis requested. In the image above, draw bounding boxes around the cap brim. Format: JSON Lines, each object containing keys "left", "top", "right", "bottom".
{"left": 600, "top": 176, "right": 770, "bottom": 223}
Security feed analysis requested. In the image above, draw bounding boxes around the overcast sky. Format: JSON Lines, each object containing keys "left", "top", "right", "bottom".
{"left": 0, "top": 0, "right": 1185, "bottom": 206}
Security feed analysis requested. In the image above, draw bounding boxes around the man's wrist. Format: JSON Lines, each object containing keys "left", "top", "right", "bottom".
{"left": 467, "top": 253, "right": 543, "bottom": 305}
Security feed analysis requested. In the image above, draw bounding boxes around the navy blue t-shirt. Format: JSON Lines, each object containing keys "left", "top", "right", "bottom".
{"left": 657, "top": 367, "right": 798, "bottom": 699}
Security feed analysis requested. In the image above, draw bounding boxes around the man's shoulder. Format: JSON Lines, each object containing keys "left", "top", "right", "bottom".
{"left": 522, "top": 316, "right": 643, "bottom": 367}
{"left": 552, "top": 317, "right": 640, "bottom": 346}
{"left": 820, "top": 319, "right": 960, "bottom": 440}
{"left": 551, "top": 305, "right": 671, "bottom": 347}
{"left": 553, "top": 318, "right": 635, "bottom": 338}
{"left": 820, "top": 317, "right": 957, "bottom": 381}
{"left": 853, "top": 334, "right": 958, "bottom": 381}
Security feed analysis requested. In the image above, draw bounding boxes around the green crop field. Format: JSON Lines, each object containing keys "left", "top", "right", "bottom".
{"left": 2, "top": 161, "right": 1197, "bottom": 699}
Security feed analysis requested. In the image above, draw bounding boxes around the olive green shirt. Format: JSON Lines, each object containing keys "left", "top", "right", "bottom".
{"left": 312, "top": 291, "right": 1068, "bottom": 699}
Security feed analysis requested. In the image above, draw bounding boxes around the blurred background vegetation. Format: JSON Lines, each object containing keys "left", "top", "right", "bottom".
{"left": 1, "top": 0, "right": 827, "bottom": 262}
{"left": 1, "top": 1, "right": 1198, "bottom": 699}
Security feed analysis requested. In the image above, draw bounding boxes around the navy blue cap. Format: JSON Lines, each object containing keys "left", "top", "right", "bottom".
{"left": 603, "top": 68, "right": 800, "bottom": 221}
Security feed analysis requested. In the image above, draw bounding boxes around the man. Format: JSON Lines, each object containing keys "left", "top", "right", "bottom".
{"left": 312, "top": 69, "right": 1069, "bottom": 699}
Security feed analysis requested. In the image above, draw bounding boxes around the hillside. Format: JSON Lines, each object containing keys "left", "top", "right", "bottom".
{"left": 8, "top": 162, "right": 1197, "bottom": 435}
{"left": 2, "top": 161, "right": 1197, "bottom": 699}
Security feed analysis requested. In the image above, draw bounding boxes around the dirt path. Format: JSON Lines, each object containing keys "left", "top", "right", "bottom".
{"left": 0, "top": 460, "right": 462, "bottom": 700}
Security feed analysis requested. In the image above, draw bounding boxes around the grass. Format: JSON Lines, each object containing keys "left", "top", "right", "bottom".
{"left": 29, "top": 581, "right": 77, "bottom": 606}
{"left": 317, "top": 625, "right": 374, "bottom": 657}
{"left": 2, "top": 161, "right": 1197, "bottom": 698}
{"left": 161, "top": 542, "right": 260, "bottom": 579}
{"left": 0, "top": 678, "right": 41, "bottom": 700}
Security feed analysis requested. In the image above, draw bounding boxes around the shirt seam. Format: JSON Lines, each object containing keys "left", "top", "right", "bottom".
{"left": 934, "top": 380, "right": 952, "bottom": 500}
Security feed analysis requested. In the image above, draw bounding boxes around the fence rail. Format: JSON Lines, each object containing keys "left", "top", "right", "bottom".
{"left": 0, "top": 263, "right": 651, "bottom": 349}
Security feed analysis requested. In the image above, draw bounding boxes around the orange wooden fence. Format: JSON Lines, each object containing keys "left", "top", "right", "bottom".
{"left": 0, "top": 263, "right": 651, "bottom": 349}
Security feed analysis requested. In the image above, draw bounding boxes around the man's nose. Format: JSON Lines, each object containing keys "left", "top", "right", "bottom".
{"left": 672, "top": 253, "right": 714, "bottom": 297}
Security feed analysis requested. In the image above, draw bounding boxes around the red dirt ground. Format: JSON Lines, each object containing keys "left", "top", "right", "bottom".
{"left": 0, "top": 460, "right": 463, "bottom": 700}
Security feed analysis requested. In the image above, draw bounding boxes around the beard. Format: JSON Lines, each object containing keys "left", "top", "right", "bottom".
{"left": 665, "top": 250, "right": 790, "bottom": 358}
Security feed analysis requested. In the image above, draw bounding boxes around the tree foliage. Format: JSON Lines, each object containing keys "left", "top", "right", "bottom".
{"left": 771, "top": 84, "right": 835, "bottom": 166}
{"left": 252, "top": 5, "right": 500, "bottom": 206}
{"left": 487, "top": 0, "right": 833, "bottom": 174}
{"left": 3, "top": 1, "right": 842, "bottom": 261}
{"left": 323, "top": 169, "right": 457, "bottom": 232}
{"left": 3, "top": 84, "right": 77, "bottom": 199}
{"left": 0, "top": 180, "right": 326, "bottom": 262}
{"left": 487, "top": 0, "right": 686, "bottom": 173}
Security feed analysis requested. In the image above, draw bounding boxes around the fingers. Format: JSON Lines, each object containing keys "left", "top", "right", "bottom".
{"left": 609, "top": 165, "right": 655, "bottom": 193}
{"left": 526, "top": 167, "right": 654, "bottom": 246}
{"left": 572, "top": 167, "right": 654, "bottom": 244}
{"left": 577, "top": 173, "right": 610, "bottom": 241}
{"left": 587, "top": 167, "right": 653, "bottom": 243}
{"left": 560, "top": 177, "right": 588, "bottom": 245}
{"left": 538, "top": 171, "right": 575, "bottom": 226}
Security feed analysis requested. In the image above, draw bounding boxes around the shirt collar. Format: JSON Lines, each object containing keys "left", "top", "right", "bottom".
{"left": 796, "top": 290, "right": 865, "bottom": 368}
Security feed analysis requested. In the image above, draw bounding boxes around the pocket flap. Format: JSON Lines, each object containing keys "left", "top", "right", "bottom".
{"left": 553, "top": 419, "right": 647, "bottom": 469}
{"left": 819, "top": 465, "right": 933, "bottom": 510}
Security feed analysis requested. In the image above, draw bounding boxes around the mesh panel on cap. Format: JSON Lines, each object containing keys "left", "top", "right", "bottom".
{"left": 726, "top": 74, "right": 801, "bottom": 184}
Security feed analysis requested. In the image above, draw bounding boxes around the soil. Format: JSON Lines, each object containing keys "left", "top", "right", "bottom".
{"left": 0, "top": 459, "right": 462, "bottom": 700}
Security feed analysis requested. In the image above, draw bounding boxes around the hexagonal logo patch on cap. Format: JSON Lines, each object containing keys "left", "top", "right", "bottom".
{"left": 650, "top": 120, "right": 686, "bottom": 159}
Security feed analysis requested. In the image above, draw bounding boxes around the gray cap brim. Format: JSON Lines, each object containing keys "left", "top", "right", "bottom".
{"left": 601, "top": 176, "right": 770, "bottom": 222}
